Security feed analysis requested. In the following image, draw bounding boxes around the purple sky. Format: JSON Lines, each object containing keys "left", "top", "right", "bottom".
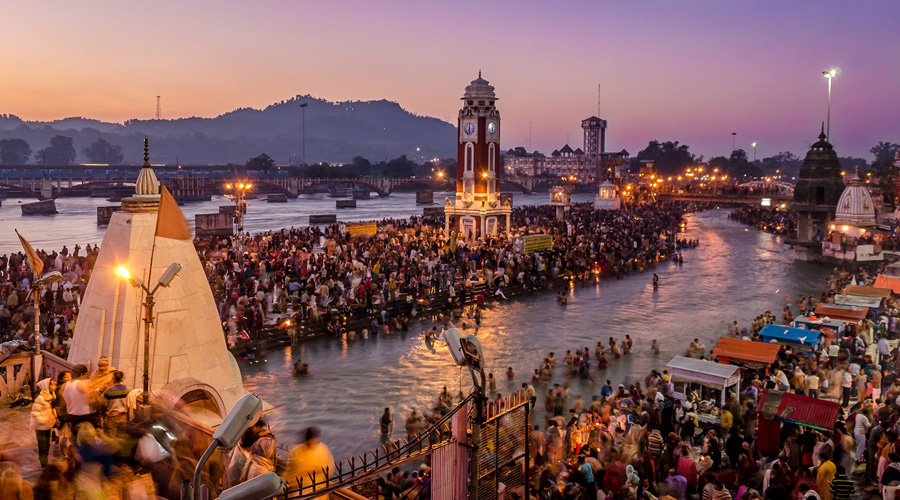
{"left": 1, "top": 0, "right": 898, "bottom": 159}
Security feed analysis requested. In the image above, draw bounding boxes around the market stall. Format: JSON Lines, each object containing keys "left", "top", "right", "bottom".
{"left": 712, "top": 337, "right": 781, "bottom": 371}
{"left": 834, "top": 293, "right": 883, "bottom": 315}
{"left": 758, "top": 324, "right": 823, "bottom": 357}
{"left": 666, "top": 356, "right": 741, "bottom": 424}
{"left": 843, "top": 284, "right": 891, "bottom": 300}
{"left": 792, "top": 315, "right": 847, "bottom": 340}
{"left": 756, "top": 389, "right": 841, "bottom": 456}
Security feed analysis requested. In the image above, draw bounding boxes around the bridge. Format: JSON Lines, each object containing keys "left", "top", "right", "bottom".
{"left": 657, "top": 192, "right": 793, "bottom": 206}
{"left": 0, "top": 174, "right": 536, "bottom": 200}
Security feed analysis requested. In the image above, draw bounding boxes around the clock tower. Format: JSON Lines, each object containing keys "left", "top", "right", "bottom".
{"left": 444, "top": 73, "right": 511, "bottom": 239}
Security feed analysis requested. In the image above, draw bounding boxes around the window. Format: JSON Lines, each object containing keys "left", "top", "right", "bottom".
{"left": 488, "top": 144, "right": 495, "bottom": 172}
{"left": 464, "top": 179, "right": 474, "bottom": 193}
{"left": 465, "top": 143, "right": 474, "bottom": 171}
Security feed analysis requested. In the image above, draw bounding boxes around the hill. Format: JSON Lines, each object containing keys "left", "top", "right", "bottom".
{"left": 0, "top": 95, "right": 456, "bottom": 165}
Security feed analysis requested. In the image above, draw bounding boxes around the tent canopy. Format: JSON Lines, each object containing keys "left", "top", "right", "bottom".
{"left": 843, "top": 284, "right": 891, "bottom": 299}
{"left": 813, "top": 304, "right": 868, "bottom": 322}
{"left": 874, "top": 275, "right": 900, "bottom": 295}
{"left": 834, "top": 294, "right": 883, "bottom": 309}
{"left": 712, "top": 337, "right": 780, "bottom": 366}
{"left": 758, "top": 324, "right": 823, "bottom": 348}
{"left": 667, "top": 356, "right": 741, "bottom": 386}
{"left": 757, "top": 389, "right": 841, "bottom": 431}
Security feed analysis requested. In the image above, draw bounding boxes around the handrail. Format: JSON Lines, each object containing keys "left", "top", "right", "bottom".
{"left": 278, "top": 391, "right": 477, "bottom": 499}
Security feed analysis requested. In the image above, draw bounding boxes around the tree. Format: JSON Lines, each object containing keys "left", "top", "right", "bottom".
{"left": 35, "top": 135, "right": 76, "bottom": 164}
{"left": 634, "top": 140, "right": 694, "bottom": 175}
{"left": 246, "top": 153, "right": 275, "bottom": 171}
{"left": 381, "top": 155, "right": 417, "bottom": 178}
{"left": 82, "top": 138, "right": 123, "bottom": 164}
{"left": 871, "top": 141, "right": 900, "bottom": 163}
{"left": 0, "top": 138, "right": 31, "bottom": 164}
{"left": 761, "top": 152, "right": 801, "bottom": 177}
{"left": 344, "top": 156, "right": 372, "bottom": 177}
{"left": 871, "top": 157, "right": 899, "bottom": 194}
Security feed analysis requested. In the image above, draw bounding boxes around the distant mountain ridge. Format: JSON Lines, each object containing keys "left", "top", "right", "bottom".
{"left": 0, "top": 95, "right": 457, "bottom": 164}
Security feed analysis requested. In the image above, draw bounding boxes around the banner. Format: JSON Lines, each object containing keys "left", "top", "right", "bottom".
{"left": 523, "top": 234, "right": 553, "bottom": 253}
{"left": 346, "top": 222, "right": 377, "bottom": 238}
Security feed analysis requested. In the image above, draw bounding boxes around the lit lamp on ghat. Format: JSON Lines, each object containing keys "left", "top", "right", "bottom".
{"left": 117, "top": 262, "right": 183, "bottom": 406}
{"left": 224, "top": 182, "right": 252, "bottom": 253}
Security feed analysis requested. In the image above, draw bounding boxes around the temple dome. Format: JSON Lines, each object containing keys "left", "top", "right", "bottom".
{"left": 834, "top": 178, "right": 876, "bottom": 227}
{"left": 462, "top": 72, "right": 497, "bottom": 100}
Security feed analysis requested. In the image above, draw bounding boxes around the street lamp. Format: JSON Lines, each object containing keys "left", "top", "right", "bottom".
{"left": 823, "top": 68, "right": 838, "bottom": 142}
{"left": 299, "top": 101, "right": 309, "bottom": 166}
{"left": 224, "top": 182, "right": 252, "bottom": 253}
{"left": 117, "top": 262, "right": 182, "bottom": 406}
{"left": 29, "top": 271, "right": 61, "bottom": 387}
{"left": 751, "top": 142, "right": 758, "bottom": 162}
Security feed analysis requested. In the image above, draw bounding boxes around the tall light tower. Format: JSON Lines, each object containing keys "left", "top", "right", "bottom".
{"left": 751, "top": 142, "right": 758, "bottom": 161}
{"left": 731, "top": 132, "right": 737, "bottom": 152}
{"left": 823, "top": 68, "right": 838, "bottom": 142}
{"left": 156, "top": 96, "right": 161, "bottom": 120}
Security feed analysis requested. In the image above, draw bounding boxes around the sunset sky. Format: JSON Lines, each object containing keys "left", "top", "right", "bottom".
{"left": 1, "top": 0, "right": 897, "bottom": 159}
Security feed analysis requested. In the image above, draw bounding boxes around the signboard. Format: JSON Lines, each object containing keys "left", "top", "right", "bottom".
{"left": 346, "top": 222, "right": 377, "bottom": 238}
{"left": 523, "top": 234, "right": 553, "bottom": 253}
{"left": 760, "top": 198, "right": 772, "bottom": 207}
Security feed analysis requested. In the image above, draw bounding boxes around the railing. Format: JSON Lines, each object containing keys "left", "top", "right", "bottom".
{"left": 277, "top": 391, "right": 477, "bottom": 499}
{"left": 40, "top": 351, "right": 75, "bottom": 382}
{"left": 0, "top": 353, "right": 32, "bottom": 400}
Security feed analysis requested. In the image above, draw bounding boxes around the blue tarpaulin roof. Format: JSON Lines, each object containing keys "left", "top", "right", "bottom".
{"left": 758, "top": 324, "right": 823, "bottom": 348}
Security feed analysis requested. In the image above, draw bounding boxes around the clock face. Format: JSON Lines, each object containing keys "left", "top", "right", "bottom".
{"left": 464, "top": 122, "right": 476, "bottom": 136}
{"left": 487, "top": 122, "right": 496, "bottom": 136}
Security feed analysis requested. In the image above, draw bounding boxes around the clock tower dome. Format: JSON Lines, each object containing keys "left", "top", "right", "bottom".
{"left": 444, "top": 73, "right": 511, "bottom": 239}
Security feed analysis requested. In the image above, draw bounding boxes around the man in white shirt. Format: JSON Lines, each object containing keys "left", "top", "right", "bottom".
{"left": 842, "top": 370, "right": 853, "bottom": 407}
{"left": 63, "top": 364, "right": 94, "bottom": 428}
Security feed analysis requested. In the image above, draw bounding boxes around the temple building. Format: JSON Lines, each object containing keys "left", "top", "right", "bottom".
{"left": 67, "top": 139, "right": 253, "bottom": 424}
{"left": 788, "top": 127, "right": 847, "bottom": 262}
{"left": 444, "top": 74, "right": 512, "bottom": 239}
{"left": 822, "top": 176, "right": 883, "bottom": 263}
{"left": 595, "top": 180, "right": 621, "bottom": 210}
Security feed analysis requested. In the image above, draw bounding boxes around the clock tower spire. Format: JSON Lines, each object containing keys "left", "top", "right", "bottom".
{"left": 444, "top": 74, "right": 511, "bottom": 240}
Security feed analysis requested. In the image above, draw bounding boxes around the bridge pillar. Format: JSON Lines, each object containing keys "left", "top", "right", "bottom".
{"left": 286, "top": 179, "right": 299, "bottom": 197}
{"left": 40, "top": 179, "right": 53, "bottom": 199}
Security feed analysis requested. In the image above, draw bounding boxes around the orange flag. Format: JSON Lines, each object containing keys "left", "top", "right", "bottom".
{"left": 155, "top": 184, "right": 191, "bottom": 240}
{"left": 15, "top": 229, "right": 44, "bottom": 276}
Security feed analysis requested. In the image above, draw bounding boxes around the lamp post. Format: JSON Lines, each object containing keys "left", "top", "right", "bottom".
{"left": 30, "top": 271, "right": 61, "bottom": 387}
{"left": 731, "top": 132, "right": 737, "bottom": 152}
{"left": 224, "top": 182, "right": 252, "bottom": 254}
{"left": 299, "top": 102, "right": 309, "bottom": 166}
{"left": 117, "top": 262, "right": 182, "bottom": 406}
{"left": 823, "top": 69, "right": 838, "bottom": 142}
{"left": 751, "top": 142, "right": 758, "bottom": 162}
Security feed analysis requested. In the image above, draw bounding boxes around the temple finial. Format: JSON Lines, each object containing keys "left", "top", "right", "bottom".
{"left": 143, "top": 136, "right": 150, "bottom": 167}
{"left": 819, "top": 122, "right": 826, "bottom": 140}
{"left": 478, "top": 70, "right": 481, "bottom": 78}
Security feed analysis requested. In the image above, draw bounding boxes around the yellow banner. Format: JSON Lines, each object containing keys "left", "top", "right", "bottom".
{"left": 346, "top": 222, "right": 377, "bottom": 238}
{"left": 523, "top": 234, "right": 553, "bottom": 253}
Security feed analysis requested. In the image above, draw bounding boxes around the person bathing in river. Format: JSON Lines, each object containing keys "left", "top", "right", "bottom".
{"left": 653, "top": 273, "right": 659, "bottom": 289}
{"left": 651, "top": 339, "right": 660, "bottom": 354}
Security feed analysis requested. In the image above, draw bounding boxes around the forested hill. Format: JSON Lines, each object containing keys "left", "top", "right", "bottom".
{"left": 0, "top": 95, "right": 456, "bottom": 165}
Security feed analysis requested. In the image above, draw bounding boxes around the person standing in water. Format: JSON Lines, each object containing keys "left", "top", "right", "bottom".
{"left": 652, "top": 274, "right": 659, "bottom": 289}
{"left": 380, "top": 407, "right": 393, "bottom": 439}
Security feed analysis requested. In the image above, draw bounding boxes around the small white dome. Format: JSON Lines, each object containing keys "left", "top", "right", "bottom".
{"left": 134, "top": 137, "right": 159, "bottom": 197}
{"left": 834, "top": 179, "right": 876, "bottom": 227}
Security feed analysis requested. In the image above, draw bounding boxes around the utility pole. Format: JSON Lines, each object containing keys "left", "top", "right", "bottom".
{"left": 731, "top": 132, "right": 737, "bottom": 153}
{"left": 299, "top": 101, "right": 309, "bottom": 166}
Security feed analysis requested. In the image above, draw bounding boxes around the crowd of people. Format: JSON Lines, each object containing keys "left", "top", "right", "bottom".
{"left": 0, "top": 244, "right": 96, "bottom": 361}
{"left": 729, "top": 206, "right": 797, "bottom": 237}
{"left": 194, "top": 202, "right": 696, "bottom": 343}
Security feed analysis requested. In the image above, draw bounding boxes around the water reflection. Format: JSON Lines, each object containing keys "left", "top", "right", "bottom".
{"left": 241, "top": 209, "right": 831, "bottom": 460}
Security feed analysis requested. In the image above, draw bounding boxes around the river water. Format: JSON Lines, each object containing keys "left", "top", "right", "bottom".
{"left": 1, "top": 193, "right": 830, "bottom": 461}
